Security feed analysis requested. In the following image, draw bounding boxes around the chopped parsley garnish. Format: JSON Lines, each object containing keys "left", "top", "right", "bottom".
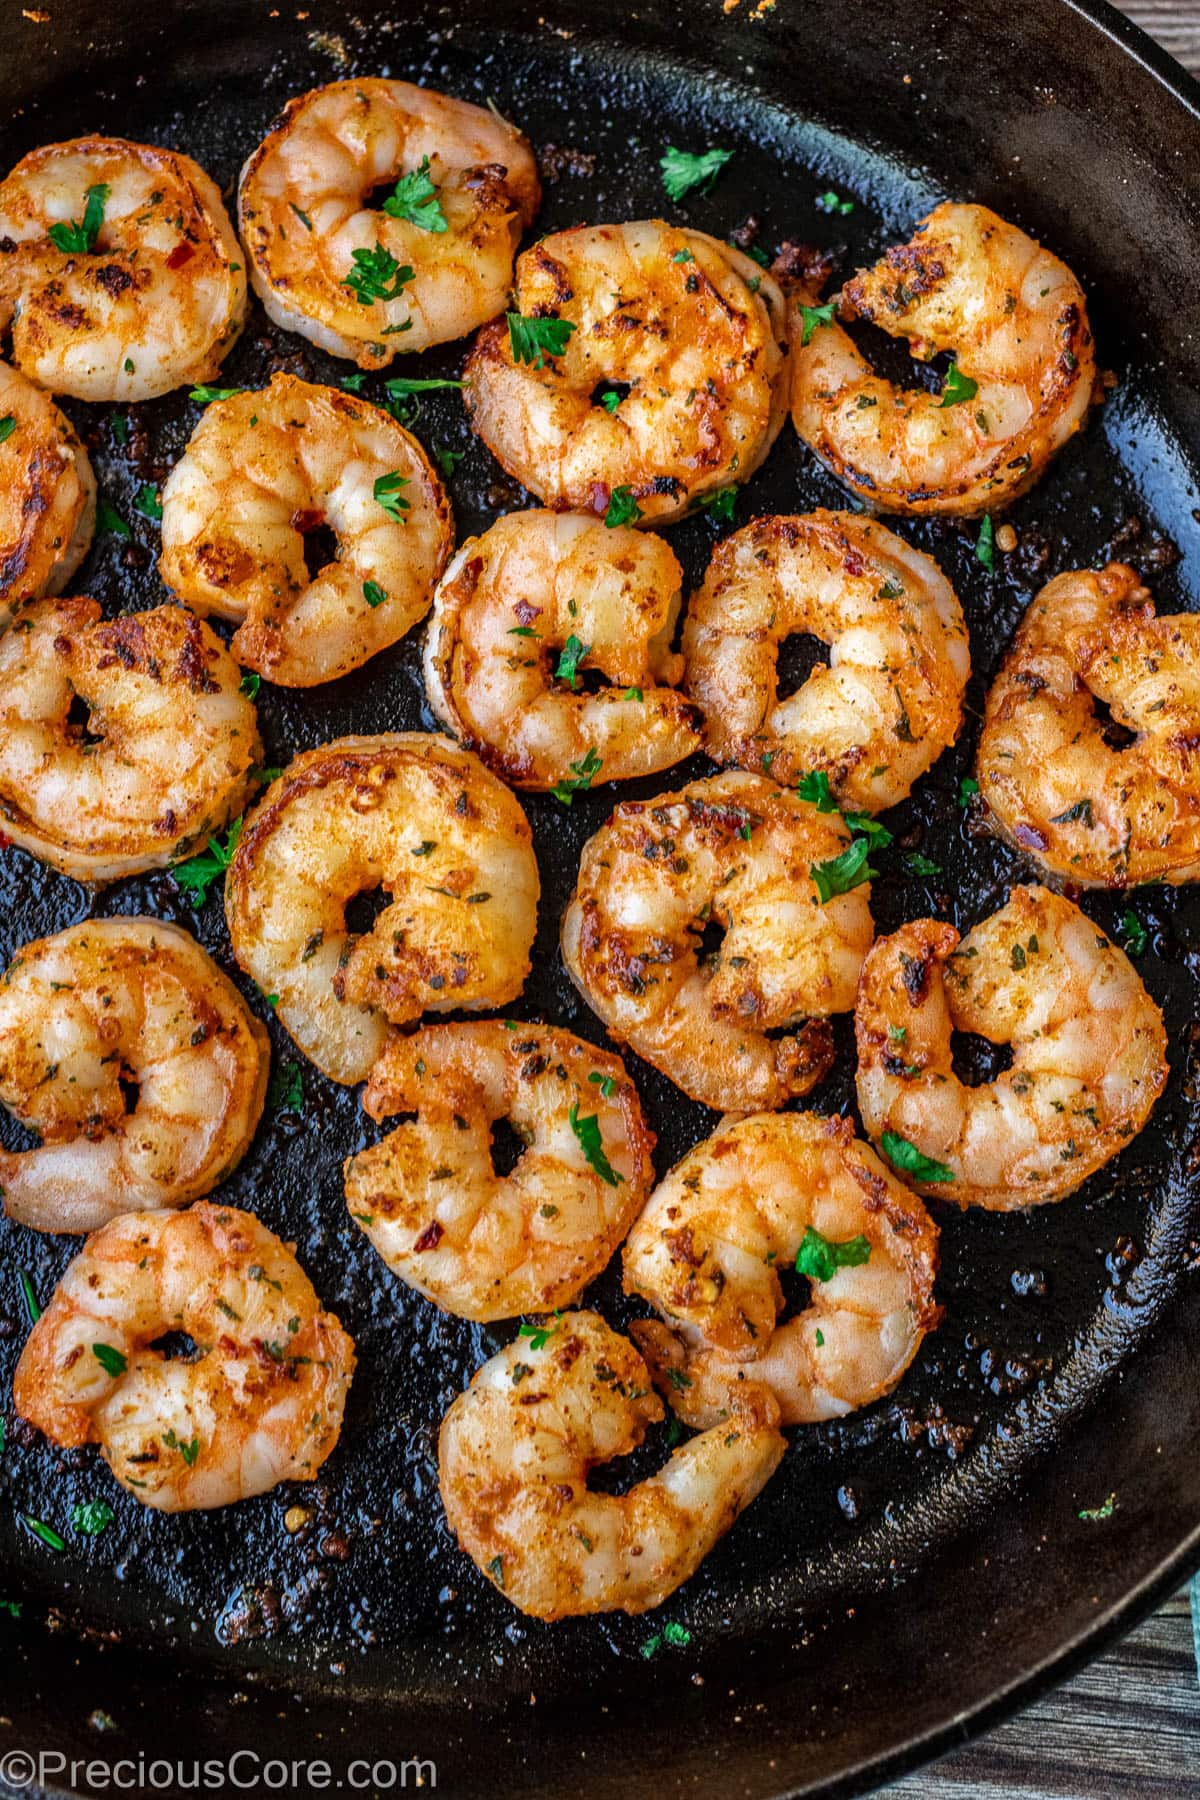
{"left": 95, "top": 498, "right": 130, "bottom": 539}
{"left": 672, "top": 248, "right": 694, "bottom": 264}
{"left": 163, "top": 1428, "right": 200, "bottom": 1466}
{"left": 880, "top": 1130, "right": 955, "bottom": 1184}
{"left": 809, "top": 837, "right": 875, "bottom": 902}
{"left": 268, "top": 1059, "right": 304, "bottom": 1115}
{"left": 72, "top": 1498, "right": 115, "bottom": 1537}
{"left": 641, "top": 1619, "right": 693, "bottom": 1658}
{"left": 48, "top": 182, "right": 109, "bottom": 254}
{"left": 798, "top": 300, "right": 837, "bottom": 346}
{"left": 0, "top": 415, "right": 15, "bottom": 444}
{"left": 939, "top": 359, "right": 978, "bottom": 407}
{"left": 172, "top": 816, "right": 242, "bottom": 906}
{"left": 1078, "top": 1493, "right": 1116, "bottom": 1522}
{"left": 384, "top": 376, "right": 463, "bottom": 401}
{"left": 133, "top": 482, "right": 163, "bottom": 522}
{"left": 659, "top": 145, "right": 733, "bottom": 202}
{"left": 342, "top": 244, "right": 414, "bottom": 306}
{"left": 362, "top": 579, "right": 388, "bottom": 608}
{"left": 551, "top": 746, "right": 602, "bottom": 805}
{"left": 18, "top": 1270, "right": 41, "bottom": 1324}
{"left": 341, "top": 372, "right": 367, "bottom": 393}
{"left": 958, "top": 775, "right": 980, "bottom": 807}
{"left": 518, "top": 1315, "right": 561, "bottom": 1351}
{"left": 905, "top": 852, "right": 942, "bottom": 877}
{"left": 92, "top": 1343, "right": 127, "bottom": 1378}
{"left": 239, "top": 671, "right": 261, "bottom": 699}
{"left": 816, "top": 189, "right": 854, "bottom": 215}
{"left": 797, "top": 770, "right": 838, "bottom": 813}
{"left": 568, "top": 1102, "right": 623, "bottom": 1187}
{"left": 381, "top": 156, "right": 447, "bottom": 232}
{"left": 588, "top": 1071, "right": 616, "bottom": 1098}
{"left": 795, "top": 1226, "right": 871, "bottom": 1282}
{"left": 605, "top": 485, "right": 642, "bottom": 528}
{"left": 695, "top": 485, "right": 738, "bottom": 526}
{"left": 555, "top": 633, "right": 590, "bottom": 689}
{"left": 598, "top": 388, "right": 622, "bottom": 413}
{"left": 189, "top": 385, "right": 243, "bottom": 403}
{"left": 975, "top": 513, "right": 995, "bottom": 571}
{"left": 373, "top": 470, "right": 410, "bottom": 522}
{"left": 436, "top": 447, "right": 464, "bottom": 478}
{"left": 1050, "top": 798, "right": 1094, "bottom": 827}
{"left": 1120, "top": 908, "right": 1148, "bottom": 958}
{"left": 289, "top": 203, "right": 314, "bottom": 231}
{"left": 507, "top": 312, "right": 576, "bottom": 368}
{"left": 21, "top": 1515, "right": 65, "bottom": 1552}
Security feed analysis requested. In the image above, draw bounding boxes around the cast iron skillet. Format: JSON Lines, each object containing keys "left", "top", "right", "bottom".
{"left": 1, "top": 1, "right": 1200, "bottom": 1795}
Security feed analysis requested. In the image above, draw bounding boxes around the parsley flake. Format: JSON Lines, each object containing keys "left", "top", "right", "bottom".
{"left": 660, "top": 145, "right": 733, "bottom": 202}
{"left": 880, "top": 1130, "right": 956, "bottom": 1184}
{"left": 172, "top": 816, "right": 242, "bottom": 906}
{"left": 381, "top": 156, "right": 447, "bottom": 232}
{"left": 568, "top": 1102, "right": 623, "bottom": 1187}
{"left": 507, "top": 312, "right": 576, "bottom": 368}
{"left": 796, "top": 1226, "right": 871, "bottom": 1282}
{"left": 48, "top": 182, "right": 109, "bottom": 254}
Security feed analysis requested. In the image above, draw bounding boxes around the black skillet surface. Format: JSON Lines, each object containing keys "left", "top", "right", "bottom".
{"left": 1, "top": 1, "right": 1200, "bottom": 1795}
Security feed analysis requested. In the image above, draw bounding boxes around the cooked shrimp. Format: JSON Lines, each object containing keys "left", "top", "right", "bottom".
{"left": 561, "top": 771, "right": 874, "bottom": 1111}
{"left": 682, "top": 511, "right": 969, "bottom": 809}
{"left": 238, "top": 78, "right": 540, "bottom": 367}
{"left": 789, "top": 202, "right": 1095, "bottom": 516}
{"left": 437, "top": 1309, "right": 784, "bottom": 1619}
{"left": 159, "top": 375, "right": 453, "bottom": 687}
{"left": 0, "top": 919, "right": 269, "bottom": 1235}
{"left": 0, "top": 361, "right": 95, "bottom": 628}
{"left": 855, "top": 884, "right": 1167, "bottom": 1210}
{"left": 424, "top": 509, "right": 701, "bottom": 788}
{"left": 347, "top": 1023, "right": 653, "bottom": 1320}
{"left": 0, "top": 137, "right": 245, "bottom": 402}
{"left": 13, "top": 1202, "right": 355, "bottom": 1510}
{"left": 464, "top": 222, "right": 790, "bottom": 525}
{"left": 625, "top": 1112, "right": 940, "bottom": 1427}
{"left": 225, "top": 734, "right": 539, "bottom": 1085}
{"left": 978, "top": 563, "right": 1200, "bottom": 887}
{"left": 0, "top": 598, "right": 260, "bottom": 883}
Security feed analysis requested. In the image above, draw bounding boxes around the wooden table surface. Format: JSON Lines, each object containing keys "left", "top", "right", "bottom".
{"left": 882, "top": 4, "right": 1200, "bottom": 1796}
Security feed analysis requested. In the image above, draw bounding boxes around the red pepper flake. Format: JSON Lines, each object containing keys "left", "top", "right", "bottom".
{"left": 413, "top": 1220, "right": 444, "bottom": 1252}
{"left": 291, "top": 507, "right": 323, "bottom": 535}
{"left": 513, "top": 599, "right": 542, "bottom": 626}
{"left": 166, "top": 241, "right": 195, "bottom": 271}
{"left": 843, "top": 551, "right": 865, "bottom": 577}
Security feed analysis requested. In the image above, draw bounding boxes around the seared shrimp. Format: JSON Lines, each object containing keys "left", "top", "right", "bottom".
{"left": 438, "top": 1309, "right": 784, "bottom": 1619}
{"left": 226, "top": 734, "right": 539, "bottom": 1085}
{"left": 0, "top": 361, "right": 96, "bottom": 628}
{"left": 790, "top": 202, "right": 1095, "bottom": 515}
{"left": 978, "top": 563, "right": 1200, "bottom": 887}
{"left": 0, "top": 920, "right": 268, "bottom": 1235}
{"left": 464, "top": 222, "right": 790, "bottom": 525}
{"left": 13, "top": 1203, "right": 355, "bottom": 1510}
{"left": 0, "top": 137, "right": 245, "bottom": 402}
{"left": 561, "top": 771, "right": 874, "bottom": 1111}
{"left": 625, "top": 1112, "right": 940, "bottom": 1427}
{"left": 855, "top": 885, "right": 1167, "bottom": 1209}
{"left": 682, "top": 511, "right": 969, "bottom": 809}
{"left": 0, "top": 598, "right": 260, "bottom": 883}
{"left": 347, "top": 1023, "right": 653, "bottom": 1320}
{"left": 239, "top": 79, "right": 540, "bottom": 366}
{"left": 424, "top": 510, "right": 700, "bottom": 788}
{"left": 160, "top": 375, "right": 453, "bottom": 687}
